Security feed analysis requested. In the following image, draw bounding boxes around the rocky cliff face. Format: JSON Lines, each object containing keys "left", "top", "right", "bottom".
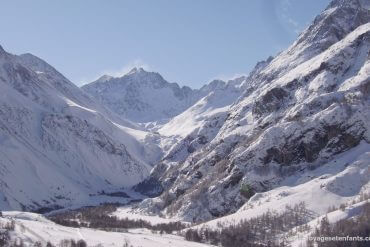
{"left": 136, "top": 0, "right": 370, "bottom": 222}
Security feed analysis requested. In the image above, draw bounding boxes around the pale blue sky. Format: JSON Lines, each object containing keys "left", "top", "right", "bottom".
{"left": 0, "top": 0, "right": 330, "bottom": 88}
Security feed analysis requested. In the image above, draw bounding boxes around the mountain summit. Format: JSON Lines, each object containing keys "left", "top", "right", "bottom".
{"left": 82, "top": 68, "right": 198, "bottom": 123}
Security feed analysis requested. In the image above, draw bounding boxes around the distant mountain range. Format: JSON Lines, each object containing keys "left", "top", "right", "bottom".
{"left": 82, "top": 68, "right": 247, "bottom": 123}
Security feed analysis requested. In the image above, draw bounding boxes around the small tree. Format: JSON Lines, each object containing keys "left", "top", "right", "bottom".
{"left": 46, "top": 242, "right": 55, "bottom": 247}
{"left": 240, "top": 183, "right": 255, "bottom": 199}
{"left": 319, "top": 215, "right": 331, "bottom": 236}
{"left": 34, "top": 242, "right": 43, "bottom": 247}
{"left": 123, "top": 238, "right": 132, "bottom": 247}
{"left": 185, "top": 229, "right": 202, "bottom": 242}
{"left": 0, "top": 230, "right": 10, "bottom": 247}
{"left": 77, "top": 239, "right": 87, "bottom": 247}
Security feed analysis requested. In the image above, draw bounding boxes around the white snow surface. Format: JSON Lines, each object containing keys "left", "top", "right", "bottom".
{"left": 0, "top": 212, "right": 212, "bottom": 247}
{"left": 112, "top": 206, "right": 184, "bottom": 224}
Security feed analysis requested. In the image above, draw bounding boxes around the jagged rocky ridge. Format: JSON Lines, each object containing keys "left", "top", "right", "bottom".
{"left": 135, "top": 0, "right": 370, "bottom": 222}
{"left": 82, "top": 68, "right": 246, "bottom": 123}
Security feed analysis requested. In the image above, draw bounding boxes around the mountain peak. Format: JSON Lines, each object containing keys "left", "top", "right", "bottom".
{"left": 207, "top": 79, "right": 226, "bottom": 89}
{"left": 128, "top": 67, "right": 147, "bottom": 75}
{"left": 329, "top": 0, "right": 370, "bottom": 9}
{"left": 293, "top": 0, "right": 370, "bottom": 52}
{"left": 20, "top": 52, "right": 38, "bottom": 58}
{"left": 17, "top": 52, "right": 69, "bottom": 81}
{"left": 93, "top": 68, "right": 151, "bottom": 84}
{"left": 96, "top": 74, "right": 113, "bottom": 83}
{"left": 124, "top": 67, "right": 167, "bottom": 83}
{"left": 0, "top": 45, "right": 6, "bottom": 55}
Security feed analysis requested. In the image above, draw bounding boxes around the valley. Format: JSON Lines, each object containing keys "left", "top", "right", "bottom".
{"left": 0, "top": 0, "right": 370, "bottom": 246}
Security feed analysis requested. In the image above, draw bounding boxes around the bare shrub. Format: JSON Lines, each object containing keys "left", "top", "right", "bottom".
{"left": 48, "top": 204, "right": 188, "bottom": 234}
{"left": 184, "top": 202, "right": 314, "bottom": 247}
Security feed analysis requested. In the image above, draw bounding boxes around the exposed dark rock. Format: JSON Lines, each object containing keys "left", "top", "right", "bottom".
{"left": 252, "top": 87, "right": 289, "bottom": 117}
{"left": 133, "top": 177, "right": 163, "bottom": 198}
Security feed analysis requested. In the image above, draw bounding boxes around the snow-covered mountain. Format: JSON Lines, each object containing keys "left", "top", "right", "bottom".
{"left": 82, "top": 68, "right": 201, "bottom": 123}
{"left": 136, "top": 0, "right": 370, "bottom": 222}
{"left": 157, "top": 76, "right": 247, "bottom": 163}
{"left": 0, "top": 46, "right": 164, "bottom": 211}
{"left": 1, "top": 0, "right": 370, "bottom": 245}
{"left": 81, "top": 67, "right": 247, "bottom": 124}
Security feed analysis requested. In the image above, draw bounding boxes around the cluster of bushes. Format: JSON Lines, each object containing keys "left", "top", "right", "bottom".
{"left": 29, "top": 240, "right": 86, "bottom": 247}
{"left": 0, "top": 230, "right": 11, "bottom": 247}
{"left": 0, "top": 237, "right": 114, "bottom": 247}
{"left": 0, "top": 220, "right": 15, "bottom": 246}
{"left": 0, "top": 220, "right": 15, "bottom": 231}
{"left": 57, "top": 239, "right": 87, "bottom": 247}
{"left": 307, "top": 201, "right": 370, "bottom": 247}
{"left": 48, "top": 203, "right": 188, "bottom": 234}
{"left": 0, "top": 236, "right": 95, "bottom": 247}
{"left": 184, "top": 202, "right": 313, "bottom": 247}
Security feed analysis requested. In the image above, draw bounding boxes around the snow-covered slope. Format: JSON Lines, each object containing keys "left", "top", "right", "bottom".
{"left": 0, "top": 46, "right": 159, "bottom": 211}
{"left": 136, "top": 0, "right": 370, "bottom": 222}
{"left": 82, "top": 68, "right": 200, "bottom": 123}
{"left": 0, "top": 212, "right": 212, "bottom": 247}
{"left": 158, "top": 76, "right": 247, "bottom": 163}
